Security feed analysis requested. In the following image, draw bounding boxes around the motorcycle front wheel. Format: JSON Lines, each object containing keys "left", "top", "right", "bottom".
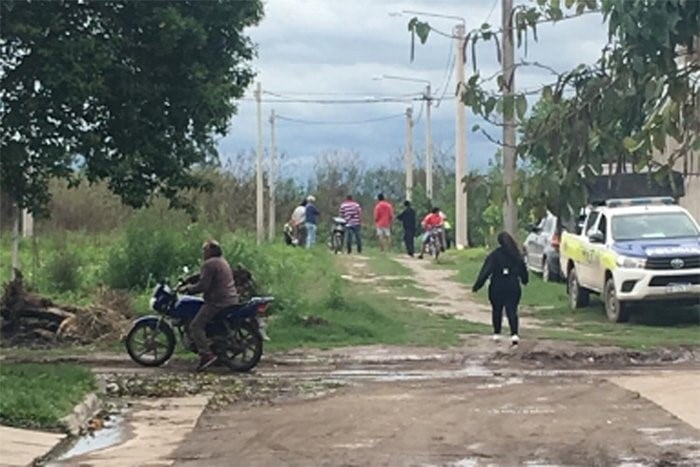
{"left": 125, "top": 319, "right": 176, "bottom": 367}
{"left": 219, "top": 321, "right": 263, "bottom": 372}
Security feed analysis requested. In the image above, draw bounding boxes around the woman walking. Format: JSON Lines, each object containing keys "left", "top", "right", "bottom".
{"left": 472, "top": 231, "right": 529, "bottom": 345}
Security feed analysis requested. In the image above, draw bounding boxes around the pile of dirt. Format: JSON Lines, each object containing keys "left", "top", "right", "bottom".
{"left": 0, "top": 269, "right": 130, "bottom": 346}
{"left": 489, "top": 346, "right": 698, "bottom": 368}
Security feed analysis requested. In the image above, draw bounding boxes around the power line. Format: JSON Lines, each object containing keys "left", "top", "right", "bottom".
{"left": 276, "top": 113, "right": 405, "bottom": 125}
{"left": 413, "top": 101, "right": 426, "bottom": 126}
{"left": 484, "top": 0, "right": 499, "bottom": 24}
{"left": 240, "top": 94, "right": 421, "bottom": 104}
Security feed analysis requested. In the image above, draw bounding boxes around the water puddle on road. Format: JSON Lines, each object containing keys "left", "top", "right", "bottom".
{"left": 48, "top": 409, "right": 130, "bottom": 465}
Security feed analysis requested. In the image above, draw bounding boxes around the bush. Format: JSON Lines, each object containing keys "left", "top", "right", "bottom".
{"left": 45, "top": 249, "right": 82, "bottom": 293}
{"left": 103, "top": 212, "right": 206, "bottom": 289}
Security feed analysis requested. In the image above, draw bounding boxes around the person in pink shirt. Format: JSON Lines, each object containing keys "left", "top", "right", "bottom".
{"left": 373, "top": 193, "right": 394, "bottom": 252}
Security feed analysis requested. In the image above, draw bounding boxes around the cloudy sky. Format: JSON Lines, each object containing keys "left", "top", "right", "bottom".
{"left": 217, "top": 0, "right": 609, "bottom": 178}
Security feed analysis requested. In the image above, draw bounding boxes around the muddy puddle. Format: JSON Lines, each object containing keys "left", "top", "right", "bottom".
{"left": 47, "top": 409, "right": 130, "bottom": 466}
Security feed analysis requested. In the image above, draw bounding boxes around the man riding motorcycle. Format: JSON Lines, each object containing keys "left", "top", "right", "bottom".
{"left": 181, "top": 240, "right": 239, "bottom": 371}
{"left": 418, "top": 207, "right": 444, "bottom": 260}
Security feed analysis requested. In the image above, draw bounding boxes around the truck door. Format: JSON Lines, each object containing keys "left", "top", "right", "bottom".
{"left": 577, "top": 211, "right": 600, "bottom": 288}
{"left": 585, "top": 213, "right": 609, "bottom": 292}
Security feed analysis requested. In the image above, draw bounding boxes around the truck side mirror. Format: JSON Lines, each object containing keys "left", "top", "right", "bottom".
{"left": 588, "top": 230, "right": 605, "bottom": 244}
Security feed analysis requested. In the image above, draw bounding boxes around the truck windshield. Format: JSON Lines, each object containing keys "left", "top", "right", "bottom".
{"left": 612, "top": 212, "right": 700, "bottom": 241}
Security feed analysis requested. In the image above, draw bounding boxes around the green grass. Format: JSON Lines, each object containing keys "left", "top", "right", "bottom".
{"left": 266, "top": 248, "right": 489, "bottom": 351}
{"left": 0, "top": 363, "right": 96, "bottom": 430}
{"left": 266, "top": 282, "right": 489, "bottom": 352}
{"left": 436, "top": 249, "right": 700, "bottom": 349}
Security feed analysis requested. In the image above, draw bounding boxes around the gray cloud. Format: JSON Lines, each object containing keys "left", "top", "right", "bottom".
{"left": 220, "top": 0, "right": 609, "bottom": 179}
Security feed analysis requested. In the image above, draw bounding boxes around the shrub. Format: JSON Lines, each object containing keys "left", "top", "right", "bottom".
{"left": 45, "top": 249, "right": 82, "bottom": 293}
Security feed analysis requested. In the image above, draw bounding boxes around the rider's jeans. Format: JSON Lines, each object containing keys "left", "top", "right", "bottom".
{"left": 305, "top": 222, "right": 317, "bottom": 248}
{"left": 190, "top": 304, "right": 222, "bottom": 355}
{"left": 346, "top": 225, "right": 362, "bottom": 253}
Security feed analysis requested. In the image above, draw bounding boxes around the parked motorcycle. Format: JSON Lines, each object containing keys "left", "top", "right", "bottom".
{"left": 124, "top": 280, "right": 273, "bottom": 372}
{"left": 331, "top": 217, "right": 347, "bottom": 254}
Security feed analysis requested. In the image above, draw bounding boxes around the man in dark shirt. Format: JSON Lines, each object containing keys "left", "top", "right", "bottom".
{"left": 182, "top": 240, "right": 239, "bottom": 371}
{"left": 305, "top": 195, "right": 321, "bottom": 248}
{"left": 397, "top": 200, "right": 417, "bottom": 257}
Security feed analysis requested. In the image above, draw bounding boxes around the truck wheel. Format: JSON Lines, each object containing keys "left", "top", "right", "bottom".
{"left": 604, "top": 277, "right": 630, "bottom": 323}
{"left": 542, "top": 257, "right": 551, "bottom": 283}
{"left": 567, "top": 269, "right": 590, "bottom": 309}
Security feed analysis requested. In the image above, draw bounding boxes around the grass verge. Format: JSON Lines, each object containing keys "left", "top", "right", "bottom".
{"left": 435, "top": 249, "right": 700, "bottom": 349}
{"left": 0, "top": 363, "right": 96, "bottom": 430}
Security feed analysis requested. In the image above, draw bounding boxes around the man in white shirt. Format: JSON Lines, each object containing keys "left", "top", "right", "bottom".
{"left": 290, "top": 199, "right": 307, "bottom": 246}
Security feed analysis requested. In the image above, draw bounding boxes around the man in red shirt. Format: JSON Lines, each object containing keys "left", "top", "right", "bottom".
{"left": 418, "top": 207, "right": 444, "bottom": 259}
{"left": 373, "top": 193, "right": 394, "bottom": 252}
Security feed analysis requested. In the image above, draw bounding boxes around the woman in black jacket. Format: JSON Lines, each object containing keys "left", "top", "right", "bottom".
{"left": 472, "top": 231, "right": 529, "bottom": 345}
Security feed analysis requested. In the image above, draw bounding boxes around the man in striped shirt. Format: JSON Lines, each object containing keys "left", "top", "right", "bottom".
{"left": 339, "top": 195, "right": 363, "bottom": 254}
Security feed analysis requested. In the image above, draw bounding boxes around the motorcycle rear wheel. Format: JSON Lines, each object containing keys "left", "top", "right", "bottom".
{"left": 219, "top": 321, "right": 263, "bottom": 372}
{"left": 125, "top": 320, "right": 176, "bottom": 367}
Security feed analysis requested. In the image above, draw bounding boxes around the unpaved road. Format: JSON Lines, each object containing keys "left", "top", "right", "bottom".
{"left": 173, "top": 370, "right": 700, "bottom": 466}
{"left": 27, "top": 255, "right": 700, "bottom": 466}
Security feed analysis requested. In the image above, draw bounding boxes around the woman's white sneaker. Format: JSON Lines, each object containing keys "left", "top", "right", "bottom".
{"left": 511, "top": 334, "right": 520, "bottom": 345}
{"left": 492, "top": 334, "right": 502, "bottom": 342}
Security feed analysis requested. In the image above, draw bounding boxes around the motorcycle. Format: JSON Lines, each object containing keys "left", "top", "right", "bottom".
{"left": 427, "top": 227, "right": 444, "bottom": 261}
{"left": 124, "top": 280, "right": 273, "bottom": 372}
{"left": 331, "top": 217, "right": 347, "bottom": 254}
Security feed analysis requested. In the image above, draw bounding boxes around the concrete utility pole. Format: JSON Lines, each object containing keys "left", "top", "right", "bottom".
{"left": 375, "top": 75, "right": 433, "bottom": 199}
{"left": 424, "top": 83, "right": 434, "bottom": 199}
{"left": 268, "top": 109, "right": 276, "bottom": 242}
{"left": 454, "top": 22, "right": 468, "bottom": 248}
{"left": 502, "top": 0, "right": 518, "bottom": 236}
{"left": 405, "top": 106, "right": 414, "bottom": 201}
{"left": 255, "top": 82, "right": 264, "bottom": 244}
{"left": 11, "top": 207, "right": 20, "bottom": 279}
{"left": 21, "top": 209, "right": 33, "bottom": 238}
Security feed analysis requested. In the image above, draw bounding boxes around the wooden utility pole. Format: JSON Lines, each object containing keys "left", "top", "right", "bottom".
{"left": 502, "top": 0, "right": 518, "bottom": 236}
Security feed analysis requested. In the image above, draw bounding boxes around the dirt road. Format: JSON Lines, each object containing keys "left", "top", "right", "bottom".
{"left": 173, "top": 369, "right": 700, "bottom": 466}
{"left": 34, "top": 256, "right": 700, "bottom": 466}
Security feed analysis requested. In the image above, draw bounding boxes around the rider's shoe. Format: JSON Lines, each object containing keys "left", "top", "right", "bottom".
{"left": 492, "top": 334, "right": 502, "bottom": 342}
{"left": 196, "top": 352, "right": 218, "bottom": 372}
{"left": 511, "top": 334, "right": 520, "bottom": 345}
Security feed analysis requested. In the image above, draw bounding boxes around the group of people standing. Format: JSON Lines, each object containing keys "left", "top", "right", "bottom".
{"left": 285, "top": 192, "right": 456, "bottom": 260}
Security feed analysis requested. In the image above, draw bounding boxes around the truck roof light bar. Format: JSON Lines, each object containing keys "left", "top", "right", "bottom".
{"left": 605, "top": 197, "right": 676, "bottom": 208}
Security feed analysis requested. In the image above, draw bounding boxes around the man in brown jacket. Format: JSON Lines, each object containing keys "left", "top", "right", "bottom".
{"left": 182, "top": 240, "right": 239, "bottom": 371}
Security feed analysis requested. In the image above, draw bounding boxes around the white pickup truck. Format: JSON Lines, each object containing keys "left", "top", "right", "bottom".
{"left": 559, "top": 197, "right": 700, "bottom": 322}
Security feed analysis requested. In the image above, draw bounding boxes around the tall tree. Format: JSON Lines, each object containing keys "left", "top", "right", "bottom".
{"left": 1, "top": 0, "right": 263, "bottom": 215}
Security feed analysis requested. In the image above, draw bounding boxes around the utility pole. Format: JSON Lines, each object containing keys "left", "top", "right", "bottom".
{"left": 502, "top": 0, "right": 518, "bottom": 236}
{"left": 21, "top": 209, "right": 33, "bottom": 238}
{"left": 405, "top": 106, "right": 414, "bottom": 201}
{"left": 454, "top": 23, "right": 468, "bottom": 248}
{"left": 11, "top": 207, "right": 20, "bottom": 279}
{"left": 268, "top": 109, "right": 276, "bottom": 242}
{"left": 425, "top": 84, "right": 434, "bottom": 199}
{"left": 255, "top": 82, "right": 264, "bottom": 244}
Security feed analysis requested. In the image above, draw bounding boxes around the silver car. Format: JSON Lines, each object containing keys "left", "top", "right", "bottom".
{"left": 524, "top": 212, "right": 562, "bottom": 282}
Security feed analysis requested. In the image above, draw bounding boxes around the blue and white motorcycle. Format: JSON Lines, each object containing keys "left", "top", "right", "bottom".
{"left": 125, "top": 279, "right": 273, "bottom": 372}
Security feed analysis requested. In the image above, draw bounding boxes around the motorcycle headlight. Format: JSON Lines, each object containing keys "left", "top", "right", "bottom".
{"left": 616, "top": 255, "right": 646, "bottom": 269}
